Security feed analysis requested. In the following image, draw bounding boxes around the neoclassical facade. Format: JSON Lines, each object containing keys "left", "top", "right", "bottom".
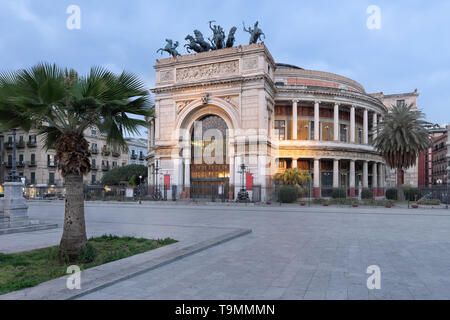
{"left": 148, "top": 44, "right": 388, "bottom": 200}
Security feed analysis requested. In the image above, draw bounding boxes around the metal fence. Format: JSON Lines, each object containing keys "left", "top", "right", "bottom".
{"left": 78, "top": 184, "right": 450, "bottom": 205}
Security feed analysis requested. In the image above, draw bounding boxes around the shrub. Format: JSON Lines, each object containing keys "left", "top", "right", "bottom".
{"left": 404, "top": 187, "right": 421, "bottom": 201}
{"left": 312, "top": 198, "right": 327, "bottom": 205}
{"left": 361, "top": 189, "right": 374, "bottom": 200}
{"left": 417, "top": 198, "right": 441, "bottom": 205}
{"left": 332, "top": 188, "right": 347, "bottom": 199}
{"left": 101, "top": 164, "right": 147, "bottom": 186}
{"left": 329, "top": 198, "right": 353, "bottom": 205}
{"left": 77, "top": 242, "right": 97, "bottom": 263}
{"left": 278, "top": 185, "right": 298, "bottom": 203}
{"left": 386, "top": 188, "right": 397, "bottom": 200}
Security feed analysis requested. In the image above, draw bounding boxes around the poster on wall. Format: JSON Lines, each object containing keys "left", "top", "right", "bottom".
{"left": 246, "top": 173, "right": 253, "bottom": 190}
{"left": 164, "top": 174, "right": 170, "bottom": 190}
{"left": 125, "top": 187, "right": 134, "bottom": 198}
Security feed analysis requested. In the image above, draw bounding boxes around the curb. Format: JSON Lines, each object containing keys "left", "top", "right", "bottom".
{"left": 0, "top": 227, "right": 252, "bottom": 300}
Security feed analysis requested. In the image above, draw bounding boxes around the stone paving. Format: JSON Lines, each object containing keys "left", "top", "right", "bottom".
{"left": 2, "top": 201, "right": 450, "bottom": 300}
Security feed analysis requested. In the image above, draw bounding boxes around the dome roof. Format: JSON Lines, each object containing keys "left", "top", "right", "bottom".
{"left": 275, "top": 63, "right": 304, "bottom": 70}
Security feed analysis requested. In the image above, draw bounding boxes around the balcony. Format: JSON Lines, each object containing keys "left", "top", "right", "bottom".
{"left": 139, "top": 155, "right": 145, "bottom": 161}
{"left": 131, "top": 154, "right": 137, "bottom": 160}
{"left": 101, "top": 165, "right": 110, "bottom": 171}
{"left": 46, "top": 179, "right": 62, "bottom": 186}
{"left": 112, "top": 151, "right": 120, "bottom": 157}
{"left": 17, "top": 141, "right": 25, "bottom": 149}
{"left": 27, "top": 140, "right": 37, "bottom": 148}
{"left": 5, "top": 142, "right": 13, "bottom": 150}
{"left": 48, "top": 161, "right": 57, "bottom": 168}
{"left": 28, "top": 161, "right": 37, "bottom": 167}
{"left": 101, "top": 149, "right": 110, "bottom": 156}
{"left": 5, "top": 162, "right": 13, "bottom": 168}
{"left": 91, "top": 164, "right": 98, "bottom": 171}
{"left": 90, "top": 148, "right": 99, "bottom": 155}
{"left": 17, "top": 161, "right": 25, "bottom": 168}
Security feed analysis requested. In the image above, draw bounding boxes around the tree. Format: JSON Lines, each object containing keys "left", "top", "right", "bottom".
{"left": 274, "top": 168, "right": 311, "bottom": 186}
{"left": 0, "top": 63, "right": 152, "bottom": 258}
{"left": 101, "top": 164, "right": 147, "bottom": 186}
{"left": 373, "top": 104, "right": 430, "bottom": 201}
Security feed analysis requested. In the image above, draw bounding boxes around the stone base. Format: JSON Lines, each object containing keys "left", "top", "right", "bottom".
{"left": 0, "top": 217, "right": 58, "bottom": 235}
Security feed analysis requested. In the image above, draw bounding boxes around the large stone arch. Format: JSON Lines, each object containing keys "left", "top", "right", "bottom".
{"left": 174, "top": 97, "right": 240, "bottom": 138}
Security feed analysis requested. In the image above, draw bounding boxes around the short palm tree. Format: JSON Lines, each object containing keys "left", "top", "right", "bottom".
{"left": 0, "top": 63, "right": 152, "bottom": 258}
{"left": 274, "top": 168, "right": 311, "bottom": 186}
{"left": 373, "top": 103, "right": 430, "bottom": 201}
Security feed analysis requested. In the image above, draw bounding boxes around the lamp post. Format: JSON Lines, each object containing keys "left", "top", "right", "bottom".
{"left": 139, "top": 175, "right": 142, "bottom": 204}
{"left": 7, "top": 128, "right": 19, "bottom": 182}
{"left": 237, "top": 163, "right": 249, "bottom": 202}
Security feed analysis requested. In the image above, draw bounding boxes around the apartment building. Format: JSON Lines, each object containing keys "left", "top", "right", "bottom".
{"left": 0, "top": 127, "right": 133, "bottom": 187}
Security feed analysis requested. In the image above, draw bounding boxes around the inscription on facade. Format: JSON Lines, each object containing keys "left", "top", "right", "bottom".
{"left": 176, "top": 60, "right": 239, "bottom": 82}
{"left": 160, "top": 70, "right": 174, "bottom": 82}
{"left": 243, "top": 57, "right": 258, "bottom": 70}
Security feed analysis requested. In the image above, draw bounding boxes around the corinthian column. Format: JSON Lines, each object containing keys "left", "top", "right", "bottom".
{"left": 314, "top": 101, "right": 320, "bottom": 141}
{"left": 363, "top": 108, "right": 368, "bottom": 144}
{"left": 350, "top": 106, "right": 355, "bottom": 143}
{"left": 334, "top": 103, "right": 339, "bottom": 141}
{"left": 292, "top": 100, "right": 298, "bottom": 140}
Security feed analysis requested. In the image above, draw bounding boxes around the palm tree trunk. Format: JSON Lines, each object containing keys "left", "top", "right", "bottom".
{"left": 396, "top": 168, "right": 405, "bottom": 201}
{"left": 59, "top": 173, "right": 87, "bottom": 258}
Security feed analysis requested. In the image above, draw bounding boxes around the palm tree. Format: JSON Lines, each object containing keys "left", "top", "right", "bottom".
{"left": 0, "top": 63, "right": 152, "bottom": 258}
{"left": 373, "top": 103, "right": 430, "bottom": 201}
{"left": 274, "top": 168, "right": 311, "bottom": 186}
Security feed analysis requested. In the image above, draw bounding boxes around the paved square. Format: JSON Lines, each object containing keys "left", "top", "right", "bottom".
{"left": 3, "top": 202, "right": 450, "bottom": 300}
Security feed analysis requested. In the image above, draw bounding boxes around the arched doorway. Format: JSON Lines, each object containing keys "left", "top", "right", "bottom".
{"left": 189, "top": 115, "right": 230, "bottom": 198}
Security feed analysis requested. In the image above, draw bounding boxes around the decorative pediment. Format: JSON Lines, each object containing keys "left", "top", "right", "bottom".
{"left": 176, "top": 100, "right": 193, "bottom": 114}
{"left": 176, "top": 60, "right": 239, "bottom": 82}
{"left": 219, "top": 95, "right": 239, "bottom": 109}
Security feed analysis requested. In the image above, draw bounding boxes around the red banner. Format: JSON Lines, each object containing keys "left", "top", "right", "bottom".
{"left": 164, "top": 174, "right": 170, "bottom": 190}
{"left": 246, "top": 173, "right": 253, "bottom": 190}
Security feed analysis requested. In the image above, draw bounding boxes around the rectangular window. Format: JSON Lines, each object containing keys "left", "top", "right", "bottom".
{"left": 31, "top": 153, "right": 35, "bottom": 164}
{"left": 309, "top": 121, "right": 315, "bottom": 140}
{"left": 91, "top": 175, "right": 96, "bottom": 184}
{"left": 340, "top": 124, "right": 348, "bottom": 142}
{"left": 49, "top": 172, "right": 55, "bottom": 185}
{"left": 30, "top": 172, "right": 36, "bottom": 185}
{"left": 48, "top": 154, "right": 55, "bottom": 166}
{"left": 396, "top": 100, "right": 405, "bottom": 107}
{"left": 274, "top": 120, "right": 286, "bottom": 140}
{"left": 91, "top": 130, "right": 97, "bottom": 136}
{"left": 92, "top": 159, "right": 96, "bottom": 167}
{"left": 358, "top": 128, "right": 363, "bottom": 144}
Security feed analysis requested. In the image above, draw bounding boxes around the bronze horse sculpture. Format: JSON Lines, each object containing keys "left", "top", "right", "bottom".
{"left": 156, "top": 39, "right": 181, "bottom": 57}
{"left": 243, "top": 21, "right": 265, "bottom": 44}
{"left": 184, "top": 35, "right": 204, "bottom": 53}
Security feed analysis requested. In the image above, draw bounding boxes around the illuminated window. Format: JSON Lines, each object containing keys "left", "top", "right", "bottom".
{"left": 274, "top": 120, "right": 285, "bottom": 140}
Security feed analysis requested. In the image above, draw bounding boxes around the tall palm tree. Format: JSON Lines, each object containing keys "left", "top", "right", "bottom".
{"left": 0, "top": 63, "right": 152, "bottom": 258}
{"left": 373, "top": 104, "right": 430, "bottom": 201}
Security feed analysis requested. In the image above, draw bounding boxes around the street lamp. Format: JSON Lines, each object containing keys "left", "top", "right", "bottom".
{"left": 7, "top": 128, "right": 20, "bottom": 182}
{"left": 139, "top": 175, "right": 143, "bottom": 204}
{"left": 237, "top": 162, "right": 250, "bottom": 202}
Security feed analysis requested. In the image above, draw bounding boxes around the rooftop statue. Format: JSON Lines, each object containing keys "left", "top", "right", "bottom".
{"left": 226, "top": 26, "right": 237, "bottom": 48}
{"left": 243, "top": 21, "right": 265, "bottom": 44}
{"left": 185, "top": 35, "right": 204, "bottom": 53}
{"left": 194, "top": 30, "right": 212, "bottom": 52}
{"left": 156, "top": 39, "right": 181, "bottom": 58}
{"left": 208, "top": 20, "right": 226, "bottom": 50}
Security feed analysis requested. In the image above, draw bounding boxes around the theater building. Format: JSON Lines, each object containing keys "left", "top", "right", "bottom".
{"left": 148, "top": 43, "right": 389, "bottom": 200}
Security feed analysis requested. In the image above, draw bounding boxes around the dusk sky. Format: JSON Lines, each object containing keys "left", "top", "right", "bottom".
{"left": 1, "top": 0, "right": 449, "bottom": 137}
